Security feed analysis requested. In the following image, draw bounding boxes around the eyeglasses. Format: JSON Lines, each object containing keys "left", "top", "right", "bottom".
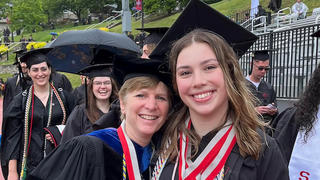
{"left": 92, "top": 81, "right": 111, "bottom": 86}
{"left": 254, "top": 65, "right": 270, "bottom": 71}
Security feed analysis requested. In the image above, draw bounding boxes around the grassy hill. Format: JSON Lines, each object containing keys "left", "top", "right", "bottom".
{"left": 1, "top": 0, "right": 319, "bottom": 86}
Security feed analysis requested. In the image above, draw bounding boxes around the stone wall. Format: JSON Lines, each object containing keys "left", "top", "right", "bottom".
{"left": 0, "top": 65, "right": 18, "bottom": 74}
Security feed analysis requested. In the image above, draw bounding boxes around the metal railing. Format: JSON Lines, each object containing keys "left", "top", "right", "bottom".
{"left": 239, "top": 24, "right": 320, "bottom": 99}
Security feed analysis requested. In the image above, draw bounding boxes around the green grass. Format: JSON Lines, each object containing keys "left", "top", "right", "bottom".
{"left": 0, "top": 73, "right": 13, "bottom": 81}
{"left": 61, "top": 72, "right": 81, "bottom": 89}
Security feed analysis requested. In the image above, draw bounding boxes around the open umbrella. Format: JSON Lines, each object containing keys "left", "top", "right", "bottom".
{"left": 46, "top": 29, "right": 140, "bottom": 73}
{"left": 50, "top": 32, "right": 58, "bottom": 36}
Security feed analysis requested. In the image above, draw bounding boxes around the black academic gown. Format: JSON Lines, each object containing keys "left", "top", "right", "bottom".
{"left": 246, "top": 79, "right": 277, "bottom": 122}
{"left": 51, "top": 72, "right": 73, "bottom": 92}
{"left": 2, "top": 74, "right": 31, "bottom": 113}
{"left": 159, "top": 130, "right": 289, "bottom": 180}
{"left": 27, "top": 129, "right": 153, "bottom": 180}
{"left": 72, "top": 84, "right": 85, "bottom": 105}
{"left": 0, "top": 88, "right": 75, "bottom": 178}
{"left": 60, "top": 102, "right": 121, "bottom": 144}
{"left": 271, "top": 107, "right": 299, "bottom": 164}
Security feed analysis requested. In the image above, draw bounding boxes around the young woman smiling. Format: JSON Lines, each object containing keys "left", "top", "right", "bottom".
{"left": 1, "top": 51, "right": 75, "bottom": 180}
{"left": 152, "top": 29, "right": 289, "bottom": 180}
{"left": 61, "top": 65, "right": 119, "bottom": 143}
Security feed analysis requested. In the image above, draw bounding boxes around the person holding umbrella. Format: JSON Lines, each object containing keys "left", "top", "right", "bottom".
{"left": 1, "top": 50, "right": 75, "bottom": 180}
{"left": 60, "top": 64, "right": 119, "bottom": 143}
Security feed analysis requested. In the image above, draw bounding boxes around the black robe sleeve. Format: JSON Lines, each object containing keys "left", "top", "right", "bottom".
{"left": 271, "top": 107, "right": 298, "bottom": 164}
{"left": 61, "top": 105, "right": 87, "bottom": 144}
{"left": 0, "top": 94, "right": 24, "bottom": 178}
{"left": 51, "top": 72, "right": 73, "bottom": 92}
{"left": 27, "top": 136, "right": 122, "bottom": 180}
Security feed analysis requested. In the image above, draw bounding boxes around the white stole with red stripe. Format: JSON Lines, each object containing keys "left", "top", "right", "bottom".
{"left": 179, "top": 118, "right": 236, "bottom": 180}
{"left": 118, "top": 121, "right": 142, "bottom": 180}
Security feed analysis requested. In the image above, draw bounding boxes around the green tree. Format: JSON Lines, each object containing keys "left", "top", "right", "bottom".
{"left": 9, "top": 0, "right": 47, "bottom": 32}
{"left": 143, "top": 0, "right": 189, "bottom": 15}
{"left": 61, "top": 0, "right": 91, "bottom": 22}
{"left": 42, "top": 0, "right": 64, "bottom": 24}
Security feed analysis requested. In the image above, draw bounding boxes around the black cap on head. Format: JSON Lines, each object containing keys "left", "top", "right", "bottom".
{"left": 13, "top": 49, "right": 26, "bottom": 65}
{"left": 19, "top": 48, "right": 52, "bottom": 68}
{"left": 78, "top": 64, "right": 113, "bottom": 79}
{"left": 311, "top": 29, "right": 320, "bottom": 37}
{"left": 113, "top": 56, "right": 171, "bottom": 88}
{"left": 149, "top": 0, "right": 258, "bottom": 60}
{"left": 136, "top": 27, "right": 169, "bottom": 45}
{"left": 253, "top": 50, "right": 269, "bottom": 61}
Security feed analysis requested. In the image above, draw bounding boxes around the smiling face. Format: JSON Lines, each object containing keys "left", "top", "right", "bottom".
{"left": 28, "top": 62, "right": 51, "bottom": 87}
{"left": 120, "top": 81, "right": 169, "bottom": 140}
{"left": 175, "top": 42, "right": 229, "bottom": 118}
{"left": 92, "top": 76, "right": 112, "bottom": 101}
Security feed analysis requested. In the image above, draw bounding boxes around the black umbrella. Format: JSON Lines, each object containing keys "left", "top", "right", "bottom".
{"left": 149, "top": 0, "right": 258, "bottom": 60}
{"left": 46, "top": 29, "right": 140, "bottom": 73}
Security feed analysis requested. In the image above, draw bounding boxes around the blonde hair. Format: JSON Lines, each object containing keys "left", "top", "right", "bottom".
{"left": 119, "top": 76, "right": 172, "bottom": 120}
{"left": 162, "top": 29, "right": 265, "bottom": 161}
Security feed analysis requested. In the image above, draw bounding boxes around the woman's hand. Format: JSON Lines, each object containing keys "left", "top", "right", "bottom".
{"left": 8, "top": 171, "right": 19, "bottom": 180}
{"left": 45, "top": 134, "right": 54, "bottom": 144}
{"left": 8, "top": 160, "right": 18, "bottom": 180}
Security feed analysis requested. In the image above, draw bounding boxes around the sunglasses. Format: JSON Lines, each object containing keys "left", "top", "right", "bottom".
{"left": 254, "top": 64, "right": 270, "bottom": 71}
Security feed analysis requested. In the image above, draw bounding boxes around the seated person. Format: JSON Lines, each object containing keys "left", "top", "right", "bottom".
{"left": 292, "top": 0, "right": 308, "bottom": 19}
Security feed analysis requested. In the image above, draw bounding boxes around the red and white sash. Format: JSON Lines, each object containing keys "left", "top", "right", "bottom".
{"left": 118, "top": 121, "right": 142, "bottom": 180}
{"left": 178, "top": 118, "right": 236, "bottom": 180}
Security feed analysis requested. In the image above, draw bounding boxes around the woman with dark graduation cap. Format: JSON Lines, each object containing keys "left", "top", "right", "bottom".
{"left": 1, "top": 50, "right": 75, "bottom": 180}
{"left": 60, "top": 64, "right": 119, "bottom": 143}
{"left": 26, "top": 56, "right": 173, "bottom": 180}
{"left": 150, "top": 0, "right": 288, "bottom": 179}
{"left": 271, "top": 29, "right": 320, "bottom": 179}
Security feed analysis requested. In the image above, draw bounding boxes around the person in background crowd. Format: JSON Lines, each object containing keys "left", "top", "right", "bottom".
{"left": 150, "top": 1, "right": 288, "bottom": 179}
{"left": 246, "top": 50, "right": 278, "bottom": 123}
{"left": 61, "top": 64, "right": 119, "bottom": 143}
{"left": 271, "top": 29, "right": 320, "bottom": 180}
{"left": 72, "top": 75, "right": 87, "bottom": 105}
{"left": 27, "top": 56, "right": 172, "bottom": 180}
{"left": 292, "top": 0, "right": 308, "bottom": 19}
{"left": 0, "top": 51, "right": 75, "bottom": 180}
{"left": 136, "top": 27, "right": 169, "bottom": 59}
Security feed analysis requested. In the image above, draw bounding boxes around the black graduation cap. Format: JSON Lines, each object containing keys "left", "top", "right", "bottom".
{"left": 253, "top": 50, "right": 269, "bottom": 61}
{"left": 13, "top": 49, "right": 26, "bottom": 65}
{"left": 136, "top": 27, "right": 169, "bottom": 45}
{"left": 19, "top": 48, "right": 52, "bottom": 64}
{"left": 78, "top": 64, "right": 113, "bottom": 79}
{"left": 149, "top": 0, "right": 258, "bottom": 60}
{"left": 311, "top": 29, "right": 320, "bottom": 37}
{"left": 113, "top": 56, "right": 171, "bottom": 88}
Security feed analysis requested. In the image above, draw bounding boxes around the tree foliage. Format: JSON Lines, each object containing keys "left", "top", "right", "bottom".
{"left": 143, "top": 0, "right": 189, "bottom": 15}
{"left": 9, "top": 0, "right": 47, "bottom": 32}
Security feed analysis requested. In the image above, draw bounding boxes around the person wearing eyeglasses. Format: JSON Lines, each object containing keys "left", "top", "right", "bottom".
{"left": 60, "top": 64, "right": 119, "bottom": 143}
{"left": 246, "top": 50, "right": 278, "bottom": 124}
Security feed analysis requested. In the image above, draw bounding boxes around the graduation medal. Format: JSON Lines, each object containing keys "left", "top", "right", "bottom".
{"left": 118, "top": 121, "right": 142, "bottom": 180}
{"left": 178, "top": 118, "right": 236, "bottom": 180}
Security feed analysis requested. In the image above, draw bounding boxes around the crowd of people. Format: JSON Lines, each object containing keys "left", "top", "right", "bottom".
{"left": 0, "top": 0, "right": 319, "bottom": 179}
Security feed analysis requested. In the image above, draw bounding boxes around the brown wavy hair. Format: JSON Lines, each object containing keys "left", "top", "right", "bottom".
{"left": 86, "top": 77, "right": 118, "bottom": 124}
{"left": 161, "top": 29, "right": 266, "bottom": 161}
